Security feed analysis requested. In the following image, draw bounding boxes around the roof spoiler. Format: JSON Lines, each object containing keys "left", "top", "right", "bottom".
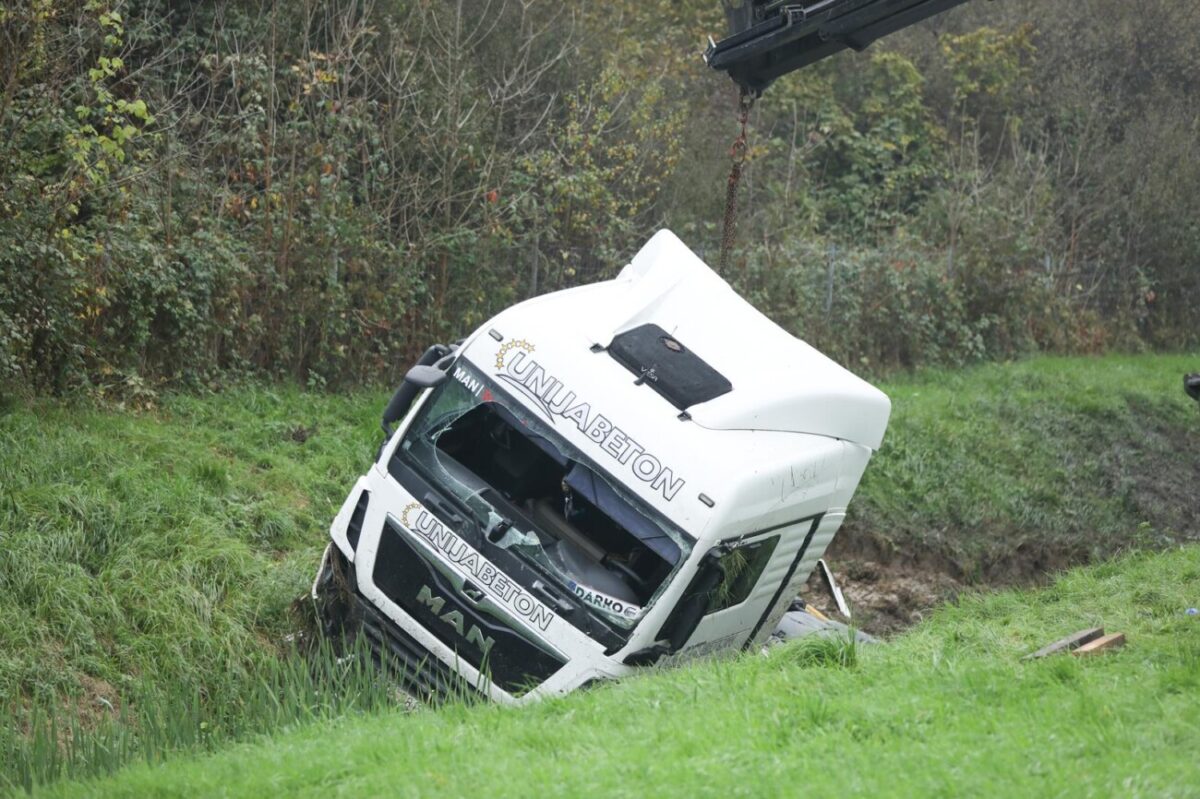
{"left": 706, "top": 0, "right": 975, "bottom": 95}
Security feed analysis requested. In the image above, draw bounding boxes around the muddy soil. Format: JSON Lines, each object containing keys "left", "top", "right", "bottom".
{"left": 801, "top": 536, "right": 1095, "bottom": 637}
{"left": 801, "top": 558, "right": 960, "bottom": 637}
{"left": 808, "top": 400, "right": 1200, "bottom": 637}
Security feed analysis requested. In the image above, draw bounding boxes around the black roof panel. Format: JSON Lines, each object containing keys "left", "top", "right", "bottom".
{"left": 607, "top": 324, "right": 732, "bottom": 411}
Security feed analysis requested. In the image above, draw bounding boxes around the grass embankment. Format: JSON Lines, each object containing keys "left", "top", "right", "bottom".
{"left": 0, "top": 387, "right": 388, "bottom": 790}
{"left": 0, "top": 387, "right": 386, "bottom": 706}
{"left": 847, "top": 354, "right": 1200, "bottom": 574}
{"left": 1, "top": 353, "right": 1197, "bottom": 791}
{"left": 40, "top": 545, "right": 1200, "bottom": 798}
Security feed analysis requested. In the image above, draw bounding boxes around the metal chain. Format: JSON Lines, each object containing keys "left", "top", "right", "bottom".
{"left": 719, "top": 88, "right": 755, "bottom": 274}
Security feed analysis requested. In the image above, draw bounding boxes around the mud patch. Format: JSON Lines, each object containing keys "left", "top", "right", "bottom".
{"left": 802, "top": 560, "right": 959, "bottom": 636}
{"left": 804, "top": 534, "right": 1096, "bottom": 637}
{"left": 807, "top": 395, "right": 1200, "bottom": 637}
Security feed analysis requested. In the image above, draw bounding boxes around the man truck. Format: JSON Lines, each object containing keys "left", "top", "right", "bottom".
{"left": 312, "top": 230, "right": 890, "bottom": 702}
{"left": 311, "top": 0, "right": 976, "bottom": 702}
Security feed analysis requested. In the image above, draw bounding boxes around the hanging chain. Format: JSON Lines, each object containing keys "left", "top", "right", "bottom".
{"left": 719, "top": 88, "right": 755, "bottom": 274}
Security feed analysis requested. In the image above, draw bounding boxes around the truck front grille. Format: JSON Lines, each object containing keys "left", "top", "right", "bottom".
{"left": 355, "top": 596, "right": 485, "bottom": 703}
{"left": 371, "top": 519, "right": 566, "bottom": 695}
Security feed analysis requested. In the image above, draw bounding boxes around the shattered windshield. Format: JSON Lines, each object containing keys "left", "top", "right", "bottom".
{"left": 392, "top": 359, "right": 693, "bottom": 630}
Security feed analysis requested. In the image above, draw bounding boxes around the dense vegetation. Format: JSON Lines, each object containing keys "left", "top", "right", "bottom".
{"left": 3, "top": 1, "right": 1198, "bottom": 394}
{"left": 36, "top": 545, "right": 1200, "bottom": 797}
{"left": 3, "top": 1, "right": 1199, "bottom": 790}
{"left": 1, "top": 353, "right": 1196, "bottom": 790}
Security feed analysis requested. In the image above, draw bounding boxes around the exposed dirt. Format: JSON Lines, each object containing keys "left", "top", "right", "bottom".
{"left": 804, "top": 535, "right": 1100, "bottom": 637}
{"left": 802, "top": 558, "right": 960, "bottom": 636}
{"left": 804, "top": 398, "right": 1200, "bottom": 637}
{"left": 64, "top": 673, "right": 123, "bottom": 734}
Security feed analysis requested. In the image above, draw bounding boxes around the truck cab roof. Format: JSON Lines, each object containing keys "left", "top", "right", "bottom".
{"left": 459, "top": 230, "right": 890, "bottom": 542}
{"left": 596, "top": 230, "right": 889, "bottom": 449}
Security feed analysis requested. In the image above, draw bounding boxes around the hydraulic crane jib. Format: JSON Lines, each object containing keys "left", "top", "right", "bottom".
{"left": 706, "top": 0, "right": 973, "bottom": 95}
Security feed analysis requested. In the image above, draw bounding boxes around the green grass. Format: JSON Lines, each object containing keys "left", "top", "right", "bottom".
{"left": 1, "top": 353, "right": 1197, "bottom": 792}
{"left": 850, "top": 353, "right": 1200, "bottom": 574}
{"left": 0, "top": 386, "right": 386, "bottom": 707}
{"left": 35, "top": 545, "right": 1200, "bottom": 798}
{"left": 0, "top": 385, "right": 392, "bottom": 791}
{"left": 2, "top": 636, "right": 403, "bottom": 794}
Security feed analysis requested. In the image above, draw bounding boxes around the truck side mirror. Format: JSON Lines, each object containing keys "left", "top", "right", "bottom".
{"left": 381, "top": 345, "right": 451, "bottom": 434}
{"left": 625, "top": 548, "right": 725, "bottom": 666}
{"left": 403, "top": 364, "right": 448, "bottom": 388}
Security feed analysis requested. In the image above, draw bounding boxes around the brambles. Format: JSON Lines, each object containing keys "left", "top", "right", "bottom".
{"left": 2, "top": 1, "right": 1198, "bottom": 394}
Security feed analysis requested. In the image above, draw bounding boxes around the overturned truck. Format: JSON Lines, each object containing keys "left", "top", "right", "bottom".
{"left": 313, "top": 231, "right": 890, "bottom": 702}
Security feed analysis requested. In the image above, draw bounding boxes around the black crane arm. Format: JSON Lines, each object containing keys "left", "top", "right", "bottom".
{"left": 706, "top": 0, "right": 975, "bottom": 95}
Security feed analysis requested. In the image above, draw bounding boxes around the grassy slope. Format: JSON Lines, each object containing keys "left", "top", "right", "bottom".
{"left": 39, "top": 545, "right": 1200, "bottom": 798}
{"left": 847, "top": 354, "right": 1200, "bottom": 574}
{"left": 0, "top": 386, "right": 385, "bottom": 706}
{"left": 1, "top": 353, "right": 1197, "bottom": 788}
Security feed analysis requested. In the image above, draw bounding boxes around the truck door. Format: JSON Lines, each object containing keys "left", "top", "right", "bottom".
{"left": 672, "top": 514, "right": 824, "bottom": 659}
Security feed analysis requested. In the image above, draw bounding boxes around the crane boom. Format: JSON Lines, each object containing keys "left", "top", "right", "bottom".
{"left": 706, "top": 0, "right": 974, "bottom": 95}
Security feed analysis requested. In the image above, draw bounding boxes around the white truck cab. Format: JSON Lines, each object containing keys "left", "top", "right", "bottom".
{"left": 313, "top": 230, "right": 890, "bottom": 703}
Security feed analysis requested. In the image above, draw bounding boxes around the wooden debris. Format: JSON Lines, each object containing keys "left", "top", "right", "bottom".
{"left": 1072, "top": 632, "right": 1126, "bottom": 656}
{"left": 1022, "top": 627, "right": 1105, "bottom": 660}
{"left": 803, "top": 603, "right": 831, "bottom": 623}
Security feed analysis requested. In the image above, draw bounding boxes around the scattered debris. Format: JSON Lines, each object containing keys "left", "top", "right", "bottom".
{"left": 1186, "top": 608, "right": 1198, "bottom": 616}
{"left": 794, "top": 598, "right": 831, "bottom": 623}
{"left": 771, "top": 600, "right": 878, "bottom": 647}
{"left": 1024, "top": 628, "right": 1127, "bottom": 660}
{"left": 1072, "top": 632, "right": 1126, "bottom": 657}
{"left": 1022, "top": 627, "right": 1105, "bottom": 660}
{"left": 817, "top": 558, "right": 851, "bottom": 620}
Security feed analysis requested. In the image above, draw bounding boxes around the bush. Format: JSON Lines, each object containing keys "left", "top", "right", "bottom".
{"left": 2, "top": 0, "right": 1197, "bottom": 394}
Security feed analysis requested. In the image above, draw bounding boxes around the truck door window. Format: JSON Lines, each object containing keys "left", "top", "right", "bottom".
{"left": 706, "top": 536, "right": 779, "bottom": 613}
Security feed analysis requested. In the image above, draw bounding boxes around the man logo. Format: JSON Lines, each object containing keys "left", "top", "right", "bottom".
{"left": 417, "top": 585, "right": 495, "bottom": 657}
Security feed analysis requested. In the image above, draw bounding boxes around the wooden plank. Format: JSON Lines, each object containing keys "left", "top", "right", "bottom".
{"left": 1072, "top": 632, "right": 1126, "bottom": 656}
{"left": 1022, "top": 627, "right": 1105, "bottom": 660}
